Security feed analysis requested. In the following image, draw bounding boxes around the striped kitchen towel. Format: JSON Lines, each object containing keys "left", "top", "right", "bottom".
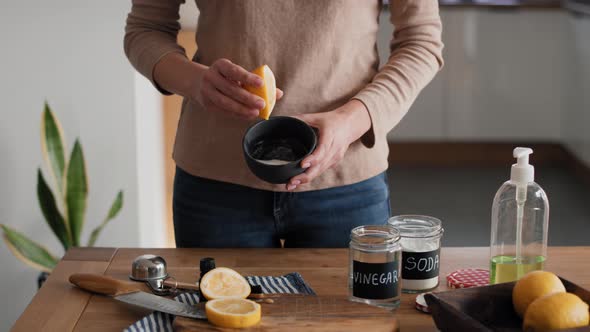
{"left": 124, "top": 272, "right": 315, "bottom": 332}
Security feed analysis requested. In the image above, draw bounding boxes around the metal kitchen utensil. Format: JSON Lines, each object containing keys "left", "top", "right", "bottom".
{"left": 130, "top": 254, "right": 168, "bottom": 280}
{"left": 130, "top": 254, "right": 200, "bottom": 295}
{"left": 70, "top": 273, "right": 206, "bottom": 319}
{"left": 130, "top": 254, "right": 172, "bottom": 295}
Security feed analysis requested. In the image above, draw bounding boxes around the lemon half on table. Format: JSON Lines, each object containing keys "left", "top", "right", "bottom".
{"left": 205, "top": 298, "right": 262, "bottom": 328}
{"left": 200, "top": 267, "right": 251, "bottom": 300}
{"left": 245, "top": 64, "right": 276, "bottom": 120}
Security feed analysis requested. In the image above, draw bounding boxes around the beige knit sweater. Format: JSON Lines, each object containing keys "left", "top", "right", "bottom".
{"left": 125, "top": 0, "right": 443, "bottom": 192}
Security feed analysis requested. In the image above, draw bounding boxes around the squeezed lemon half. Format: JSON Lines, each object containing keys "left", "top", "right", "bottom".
{"left": 245, "top": 64, "right": 276, "bottom": 120}
{"left": 205, "top": 298, "right": 261, "bottom": 328}
{"left": 199, "top": 267, "right": 251, "bottom": 300}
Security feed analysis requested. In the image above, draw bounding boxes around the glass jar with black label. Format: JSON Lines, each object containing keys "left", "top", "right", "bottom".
{"left": 349, "top": 225, "right": 402, "bottom": 309}
{"left": 388, "top": 215, "right": 444, "bottom": 293}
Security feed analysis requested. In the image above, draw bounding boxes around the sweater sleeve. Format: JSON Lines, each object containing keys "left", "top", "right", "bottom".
{"left": 124, "top": 0, "right": 187, "bottom": 95}
{"left": 353, "top": 0, "right": 444, "bottom": 148}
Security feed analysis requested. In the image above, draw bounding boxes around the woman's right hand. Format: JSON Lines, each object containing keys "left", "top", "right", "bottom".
{"left": 154, "top": 54, "right": 282, "bottom": 120}
{"left": 193, "top": 58, "right": 268, "bottom": 120}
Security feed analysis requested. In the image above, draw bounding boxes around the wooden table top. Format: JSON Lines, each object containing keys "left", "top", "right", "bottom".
{"left": 12, "top": 247, "right": 590, "bottom": 331}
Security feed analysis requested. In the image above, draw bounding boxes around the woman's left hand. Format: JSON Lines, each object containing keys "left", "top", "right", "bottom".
{"left": 287, "top": 100, "right": 372, "bottom": 191}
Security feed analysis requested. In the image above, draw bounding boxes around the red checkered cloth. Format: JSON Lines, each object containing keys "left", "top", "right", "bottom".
{"left": 446, "top": 268, "right": 490, "bottom": 288}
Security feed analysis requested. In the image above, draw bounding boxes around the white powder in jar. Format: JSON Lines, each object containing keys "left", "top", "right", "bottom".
{"left": 400, "top": 238, "right": 440, "bottom": 291}
{"left": 402, "top": 276, "right": 439, "bottom": 291}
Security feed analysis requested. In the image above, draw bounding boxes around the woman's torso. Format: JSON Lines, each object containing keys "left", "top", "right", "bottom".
{"left": 174, "top": 0, "right": 389, "bottom": 191}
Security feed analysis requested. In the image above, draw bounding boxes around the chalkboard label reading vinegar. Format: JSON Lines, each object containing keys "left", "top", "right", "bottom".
{"left": 352, "top": 260, "right": 399, "bottom": 299}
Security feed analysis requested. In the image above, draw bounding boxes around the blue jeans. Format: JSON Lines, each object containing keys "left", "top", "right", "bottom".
{"left": 173, "top": 167, "right": 391, "bottom": 248}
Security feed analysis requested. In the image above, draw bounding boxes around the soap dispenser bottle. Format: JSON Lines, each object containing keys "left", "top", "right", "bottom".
{"left": 490, "top": 147, "right": 549, "bottom": 284}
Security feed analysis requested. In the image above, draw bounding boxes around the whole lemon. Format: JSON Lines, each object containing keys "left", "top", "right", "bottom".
{"left": 513, "top": 271, "right": 566, "bottom": 317}
{"left": 523, "top": 292, "right": 589, "bottom": 331}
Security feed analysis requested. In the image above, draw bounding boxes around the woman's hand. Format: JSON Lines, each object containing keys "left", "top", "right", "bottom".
{"left": 287, "top": 100, "right": 372, "bottom": 191}
{"left": 153, "top": 54, "right": 282, "bottom": 120}
{"left": 194, "top": 58, "right": 283, "bottom": 120}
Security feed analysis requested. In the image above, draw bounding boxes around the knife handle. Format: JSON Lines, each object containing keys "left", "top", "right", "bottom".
{"left": 162, "top": 279, "right": 200, "bottom": 291}
{"left": 248, "top": 293, "right": 307, "bottom": 299}
{"left": 69, "top": 273, "right": 142, "bottom": 297}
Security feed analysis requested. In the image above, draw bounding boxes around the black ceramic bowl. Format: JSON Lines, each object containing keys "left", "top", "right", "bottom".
{"left": 243, "top": 116, "right": 317, "bottom": 184}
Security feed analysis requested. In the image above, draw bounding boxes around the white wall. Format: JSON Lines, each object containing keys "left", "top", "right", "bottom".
{"left": 179, "top": 0, "right": 199, "bottom": 30}
{"left": 0, "top": 1, "right": 156, "bottom": 329}
{"left": 134, "top": 73, "right": 167, "bottom": 248}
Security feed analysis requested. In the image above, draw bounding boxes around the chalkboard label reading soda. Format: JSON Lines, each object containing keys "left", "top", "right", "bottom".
{"left": 353, "top": 260, "right": 399, "bottom": 299}
{"left": 402, "top": 249, "right": 440, "bottom": 280}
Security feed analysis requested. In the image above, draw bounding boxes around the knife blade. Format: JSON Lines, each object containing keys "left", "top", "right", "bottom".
{"left": 69, "top": 273, "right": 206, "bottom": 319}
{"left": 115, "top": 291, "right": 206, "bottom": 319}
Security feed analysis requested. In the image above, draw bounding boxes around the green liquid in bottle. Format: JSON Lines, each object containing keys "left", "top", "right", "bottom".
{"left": 490, "top": 255, "right": 546, "bottom": 284}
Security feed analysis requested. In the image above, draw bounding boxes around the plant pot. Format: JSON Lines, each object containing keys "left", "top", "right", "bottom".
{"left": 38, "top": 271, "right": 50, "bottom": 289}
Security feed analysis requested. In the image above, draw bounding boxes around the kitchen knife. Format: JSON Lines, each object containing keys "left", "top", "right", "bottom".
{"left": 69, "top": 273, "right": 206, "bottom": 319}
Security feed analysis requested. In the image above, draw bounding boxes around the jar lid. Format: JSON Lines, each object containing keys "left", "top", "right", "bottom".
{"left": 350, "top": 225, "right": 401, "bottom": 247}
{"left": 388, "top": 215, "right": 443, "bottom": 238}
{"left": 446, "top": 269, "right": 489, "bottom": 289}
{"left": 415, "top": 293, "right": 430, "bottom": 314}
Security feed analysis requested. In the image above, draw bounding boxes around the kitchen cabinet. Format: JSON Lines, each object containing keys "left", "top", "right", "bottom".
{"left": 445, "top": 9, "right": 568, "bottom": 141}
{"left": 385, "top": 7, "right": 569, "bottom": 142}
{"left": 378, "top": 11, "right": 448, "bottom": 141}
{"left": 563, "top": 1, "right": 590, "bottom": 165}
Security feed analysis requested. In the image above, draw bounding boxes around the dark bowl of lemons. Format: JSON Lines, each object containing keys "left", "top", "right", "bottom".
{"left": 425, "top": 271, "right": 590, "bottom": 332}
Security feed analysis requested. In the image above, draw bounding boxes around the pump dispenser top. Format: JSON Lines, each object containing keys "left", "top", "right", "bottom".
{"left": 511, "top": 147, "right": 535, "bottom": 185}
{"left": 511, "top": 147, "right": 534, "bottom": 203}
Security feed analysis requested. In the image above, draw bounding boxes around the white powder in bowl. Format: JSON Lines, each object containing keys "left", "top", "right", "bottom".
{"left": 256, "top": 159, "right": 291, "bottom": 166}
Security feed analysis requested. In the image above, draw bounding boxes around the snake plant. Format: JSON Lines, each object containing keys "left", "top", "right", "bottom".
{"left": 1, "top": 102, "right": 123, "bottom": 272}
